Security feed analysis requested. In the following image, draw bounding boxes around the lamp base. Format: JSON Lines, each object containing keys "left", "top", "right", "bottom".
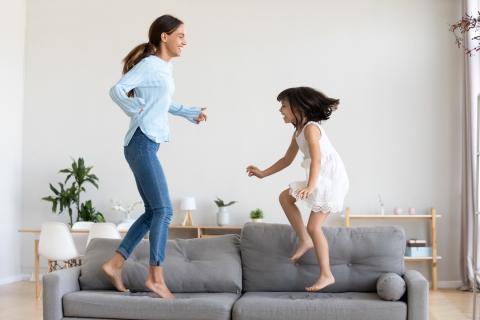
{"left": 181, "top": 211, "right": 193, "bottom": 226}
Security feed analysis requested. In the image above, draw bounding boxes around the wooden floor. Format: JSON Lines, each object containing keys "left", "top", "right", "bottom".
{"left": 0, "top": 281, "right": 43, "bottom": 320}
{"left": 0, "top": 281, "right": 477, "bottom": 319}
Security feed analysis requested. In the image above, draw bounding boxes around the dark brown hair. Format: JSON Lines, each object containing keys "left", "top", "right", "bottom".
{"left": 277, "top": 87, "right": 339, "bottom": 129}
{"left": 122, "top": 15, "right": 183, "bottom": 74}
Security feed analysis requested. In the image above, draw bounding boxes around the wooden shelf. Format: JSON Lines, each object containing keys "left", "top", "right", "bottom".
{"left": 19, "top": 225, "right": 243, "bottom": 233}
{"left": 404, "top": 256, "right": 442, "bottom": 261}
{"left": 344, "top": 207, "right": 440, "bottom": 290}
{"left": 342, "top": 214, "right": 442, "bottom": 219}
{"left": 169, "top": 225, "right": 242, "bottom": 238}
{"left": 169, "top": 225, "right": 242, "bottom": 230}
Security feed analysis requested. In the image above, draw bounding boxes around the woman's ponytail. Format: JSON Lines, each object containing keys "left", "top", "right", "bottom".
{"left": 122, "top": 42, "right": 156, "bottom": 75}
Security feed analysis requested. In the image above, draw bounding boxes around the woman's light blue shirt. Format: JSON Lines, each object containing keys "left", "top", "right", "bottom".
{"left": 110, "top": 55, "right": 201, "bottom": 146}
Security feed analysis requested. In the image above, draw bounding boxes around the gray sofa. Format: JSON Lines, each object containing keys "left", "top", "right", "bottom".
{"left": 43, "top": 223, "right": 428, "bottom": 320}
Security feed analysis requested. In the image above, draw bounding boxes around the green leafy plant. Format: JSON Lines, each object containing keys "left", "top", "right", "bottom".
{"left": 79, "top": 200, "right": 105, "bottom": 223}
{"left": 214, "top": 197, "right": 237, "bottom": 208}
{"left": 42, "top": 157, "right": 102, "bottom": 226}
{"left": 250, "top": 208, "right": 264, "bottom": 220}
{"left": 60, "top": 157, "right": 99, "bottom": 214}
{"left": 42, "top": 183, "right": 77, "bottom": 226}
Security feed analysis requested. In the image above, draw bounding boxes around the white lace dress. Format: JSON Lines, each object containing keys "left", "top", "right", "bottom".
{"left": 289, "top": 121, "right": 349, "bottom": 213}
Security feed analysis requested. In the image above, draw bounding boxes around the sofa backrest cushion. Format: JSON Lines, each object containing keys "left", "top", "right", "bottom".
{"left": 79, "top": 234, "right": 242, "bottom": 293}
{"left": 240, "top": 223, "right": 405, "bottom": 292}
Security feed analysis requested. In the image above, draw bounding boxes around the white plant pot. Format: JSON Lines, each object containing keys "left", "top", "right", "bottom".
{"left": 251, "top": 218, "right": 263, "bottom": 223}
{"left": 217, "top": 207, "right": 230, "bottom": 226}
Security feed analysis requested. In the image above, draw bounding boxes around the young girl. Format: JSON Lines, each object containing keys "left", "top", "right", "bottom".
{"left": 246, "top": 87, "right": 348, "bottom": 292}
{"left": 102, "top": 15, "right": 207, "bottom": 299}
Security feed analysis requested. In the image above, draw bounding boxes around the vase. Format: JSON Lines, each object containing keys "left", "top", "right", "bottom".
{"left": 380, "top": 206, "right": 385, "bottom": 215}
{"left": 393, "top": 207, "right": 403, "bottom": 215}
{"left": 217, "top": 207, "right": 230, "bottom": 226}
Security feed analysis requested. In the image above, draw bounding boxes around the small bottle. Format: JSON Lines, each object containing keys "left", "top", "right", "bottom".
{"left": 377, "top": 194, "right": 385, "bottom": 215}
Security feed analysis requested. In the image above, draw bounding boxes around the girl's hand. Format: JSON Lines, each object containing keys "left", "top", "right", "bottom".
{"left": 195, "top": 107, "right": 208, "bottom": 124}
{"left": 246, "top": 165, "right": 265, "bottom": 179}
{"left": 295, "top": 186, "right": 315, "bottom": 200}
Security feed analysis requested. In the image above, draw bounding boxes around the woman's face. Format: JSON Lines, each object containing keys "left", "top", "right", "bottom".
{"left": 279, "top": 99, "right": 297, "bottom": 124}
{"left": 163, "top": 24, "right": 187, "bottom": 57}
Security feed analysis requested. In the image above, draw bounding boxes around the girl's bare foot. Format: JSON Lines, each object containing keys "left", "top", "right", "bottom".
{"left": 145, "top": 279, "right": 175, "bottom": 299}
{"left": 289, "top": 239, "right": 314, "bottom": 262}
{"left": 305, "top": 274, "right": 335, "bottom": 292}
{"left": 102, "top": 262, "right": 128, "bottom": 292}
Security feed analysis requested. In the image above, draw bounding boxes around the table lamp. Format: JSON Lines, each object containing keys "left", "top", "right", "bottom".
{"left": 180, "top": 197, "right": 196, "bottom": 226}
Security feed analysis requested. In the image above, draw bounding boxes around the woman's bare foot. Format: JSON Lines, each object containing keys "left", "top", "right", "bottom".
{"left": 102, "top": 261, "right": 128, "bottom": 292}
{"left": 289, "top": 239, "right": 314, "bottom": 262}
{"left": 145, "top": 279, "right": 175, "bottom": 299}
{"left": 305, "top": 274, "right": 335, "bottom": 292}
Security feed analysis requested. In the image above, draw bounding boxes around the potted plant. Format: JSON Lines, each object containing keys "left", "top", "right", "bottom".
{"left": 42, "top": 182, "right": 77, "bottom": 226}
{"left": 111, "top": 200, "right": 142, "bottom": 230}
{"left": 79, "top": 200, "right": 105, "bottom": 223}
{"left": 250, "top": 208, "right": 264, "bottom": 223}
{"left": 214, "top": 197, "right": 236, "bottom": 226}
{"left": 111, "top": 200, "right": 142, "bottom": 223}
{"left": 43, "top": 157, "right": 103, "bottom": 226}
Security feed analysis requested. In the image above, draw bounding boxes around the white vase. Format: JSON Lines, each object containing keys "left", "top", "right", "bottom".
{"left": 251, "top": 218, "right": 263, "bottom": 223}
{"left": 217, "top": 207, "right": 230, "bottom": 226}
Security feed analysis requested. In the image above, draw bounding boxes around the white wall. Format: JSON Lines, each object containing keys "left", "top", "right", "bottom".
{"left": 0, "top": 0, "right": 25, "bottom": 284}
{"left": 21, "top": 0, "right": 463, "bottom": 285}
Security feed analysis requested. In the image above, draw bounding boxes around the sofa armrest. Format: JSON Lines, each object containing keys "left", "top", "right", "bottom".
{"left": 43, "top": 266, "right": 81, "bottom": 320}
{"left": 403, "top": 270, "right": 429, "bottom": 320}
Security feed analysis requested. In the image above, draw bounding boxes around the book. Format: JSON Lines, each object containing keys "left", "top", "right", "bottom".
{"left": 407, "top": 239, "right": 427, "bottom": 247}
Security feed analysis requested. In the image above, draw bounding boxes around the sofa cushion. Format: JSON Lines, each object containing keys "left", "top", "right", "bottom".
{"left": 79, "top": 235, "right": 242, "bottom": 293}
{"left": 240, "top": 223, "right": 405, "bottom": 292}
{"left": 232, "top": 292, "right": 407, "bottom": 320}
{"left": 376, "top": 272, "right": 406, "bottom": 301}
{"left": 63, "top": 291, "right": 239, "bottom": 320}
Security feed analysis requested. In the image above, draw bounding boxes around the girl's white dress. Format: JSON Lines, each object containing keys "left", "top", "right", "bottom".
{"left": 289, "top": 121, "right": 349, "bottom": 213}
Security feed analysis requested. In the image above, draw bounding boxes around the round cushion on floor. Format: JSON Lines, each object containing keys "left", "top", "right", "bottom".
{"left": 376, "top": 272, "right": 406, "bottom": 301}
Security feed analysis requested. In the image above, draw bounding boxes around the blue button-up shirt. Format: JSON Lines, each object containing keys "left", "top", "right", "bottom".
{"left": 110, "top": 55, "right": 201, "bottom": 146}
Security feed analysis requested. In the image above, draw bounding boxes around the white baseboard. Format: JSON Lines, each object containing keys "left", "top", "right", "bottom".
{"left": 438, "top": 281, "right": 463, "bottom": 289}
{"left": 0, "top": 274, "right": 30, "bottom": 285}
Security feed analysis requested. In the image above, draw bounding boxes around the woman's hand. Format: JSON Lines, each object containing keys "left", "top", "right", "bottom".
{"left": 195, "top": 107, "right": 208, "bottom": 124}
{"left": 246, "top": 165, "right": 265, "bottom": 179}
{"left": 295, "top": 186, "right": 315, "bottom": 200}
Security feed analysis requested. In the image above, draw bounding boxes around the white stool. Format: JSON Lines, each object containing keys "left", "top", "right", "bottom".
{"left": 39, "top": 222, "right": 81, "bottom": 272}
{"left": 87, "top": 222, "right": 121, "bottom": 247}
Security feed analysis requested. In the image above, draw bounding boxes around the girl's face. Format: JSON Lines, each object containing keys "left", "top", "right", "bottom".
{"left": 163, "top": 24, "right": 187, "bottom": 58}
{"left": 279, "top": 99, "right": 297, "bottom": 124}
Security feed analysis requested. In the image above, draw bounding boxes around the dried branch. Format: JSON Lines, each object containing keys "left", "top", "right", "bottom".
{"left": 450, "top": 11, "right": 480, "bottom": 56}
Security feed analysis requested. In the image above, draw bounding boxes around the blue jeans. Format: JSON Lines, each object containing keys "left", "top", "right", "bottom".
{"left": 117, "top": 128, "right": 173, "bottom": 266}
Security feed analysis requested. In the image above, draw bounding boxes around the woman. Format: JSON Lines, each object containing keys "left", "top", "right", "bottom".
{"left": 102, "top": 15, "right": 207, "bottom": 299}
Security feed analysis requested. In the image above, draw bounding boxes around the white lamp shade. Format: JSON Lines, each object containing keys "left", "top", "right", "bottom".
{"left": 180, "top": 197, "right": 196, "bottom": 211}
